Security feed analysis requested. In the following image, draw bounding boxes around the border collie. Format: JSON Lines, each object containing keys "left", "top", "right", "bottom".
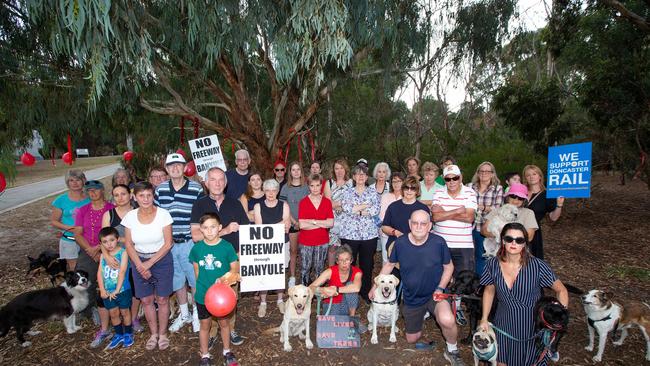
{"left": 0, "top": 270, "right": 90, "bottom": 347}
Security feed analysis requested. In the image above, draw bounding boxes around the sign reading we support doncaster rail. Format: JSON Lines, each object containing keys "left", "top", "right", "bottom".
{"left": 547, "top": 142, "right": 592, "bottom": 198}
{"left": 188, "top": 134, "right": 227, "bottom": 180}
{"left": 238, "top": 224, "right": 286, "bottom": 292}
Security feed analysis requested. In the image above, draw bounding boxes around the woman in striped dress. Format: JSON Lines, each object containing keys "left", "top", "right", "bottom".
{"left": 479, "top": 222, "right": 568, "bottom": 366}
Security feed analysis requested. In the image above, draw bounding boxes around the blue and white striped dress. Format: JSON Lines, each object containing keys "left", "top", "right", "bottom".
{"left": 480, "top": 256, "right": 557, "bottom": 366}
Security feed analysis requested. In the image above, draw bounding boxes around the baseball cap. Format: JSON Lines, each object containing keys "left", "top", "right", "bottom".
{"left": 356, "top": 158, "right": 368, "bottom": 166}
{"left": 443, "top": 164, "right": 461, "bottom": 177}
{"left": 84, "top": 180, "right": 104, "bottom": 191}
{"left": 507, "top": 183, "right": 528, "bottom": 200}
{"left": 165, "top": 153, "right": 186, "bottom": 165}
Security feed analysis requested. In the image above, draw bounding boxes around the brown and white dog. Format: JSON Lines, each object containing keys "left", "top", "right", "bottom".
{"left": 582, "top": 289, "right": 650, "bottom": 362}
{"left": 265, "top": 285, "right": 314, "bottom": 352}
{"left": 472, "top": 325, "right": 498, "bottom": 366}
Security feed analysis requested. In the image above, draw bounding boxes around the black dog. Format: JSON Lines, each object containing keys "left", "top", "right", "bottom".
{"left": 534, "top": 296, "right": 569, "bottom": 362}
{"left": 27, "top": 250, "right": 67, "bottom": 286}
{"left": 0, "top": 270, "right": 90, "bottom": 347}
{"left": 448, "top": 270, "right": 483, "bottom": 344}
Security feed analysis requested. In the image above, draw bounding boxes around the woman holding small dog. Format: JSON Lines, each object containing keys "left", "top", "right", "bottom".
{"left": 309, "top": 245, "right": 362, "bottom": 316}
{"left": 479, "top": 222, "right": 569, "bottom": 366}
{"left": 471, "top": 162, "right": 504, "bottom": 275}
{"left": 481, "top": 183, "right": 538, "bottom": 243}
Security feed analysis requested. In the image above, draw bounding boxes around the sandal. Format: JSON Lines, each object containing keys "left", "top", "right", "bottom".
{"left": 414, "top": 340, "right": 436, "bottom": 350}
{"left": 145, "top": 334, "right": 158, "bottom": 351}
{"left": 158, "top": 334, "right": 170, "bottom": 350}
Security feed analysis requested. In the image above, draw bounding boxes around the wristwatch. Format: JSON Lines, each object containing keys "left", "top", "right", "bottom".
{"left": 312, "top": 220, "right": 317, "bottom": 226}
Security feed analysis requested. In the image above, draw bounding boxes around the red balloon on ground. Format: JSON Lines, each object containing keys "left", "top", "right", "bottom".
{"left": 123, "top": 150, "right": 134, "bottom": 162}
{"left": 0, "top": 172, "right": 6, "bottom": 193}
{"left": 20, "top": 152, "right": 36, "bottom": 166}
{"left": 184, "top": 160, "right": 196, "bottom": 177}
{"left": 204, "top": 282, "right": 237, "bottom": 317}
{"left": 62, "top": 152, "right": 73, "bottom": 165}
{"left": 176, "top": 148, "right": 187, "bottom": 159}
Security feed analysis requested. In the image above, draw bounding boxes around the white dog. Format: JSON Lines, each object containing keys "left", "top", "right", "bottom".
{"left": 472, "top": 325, "right": 498, "bottom": 366}
{"left": 483, "top": 204, "right": 519, "bottom": 257}
{"left": 367, "top": 274, "right": 400, "bottom": 344}
{"left": 265, "top": 285, "right": 314, "bottom": 352}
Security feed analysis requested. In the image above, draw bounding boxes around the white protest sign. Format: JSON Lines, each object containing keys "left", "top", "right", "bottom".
{"left": 238, "top": 224, "right": 286, "bottom": 292}
{"left": 188, "top": 134, "right": 227, "bottom": 180}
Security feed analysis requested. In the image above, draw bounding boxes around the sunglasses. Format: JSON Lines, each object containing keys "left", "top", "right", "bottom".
{"left": 508, "top": 195, "right": 525, "bottom": 201}
{"left": 503, "top": 236, "right": 526, "bottom": 245}
{"left": 274, "top": 168, "right": 285, "bottom": 172}
{"left": 403, "top": 185, "right": 417, "bottom": 191}
{"left": 444, "top": 176, "right": 461, "bottom": 182}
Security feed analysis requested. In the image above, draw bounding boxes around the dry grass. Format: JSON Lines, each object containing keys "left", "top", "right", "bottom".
{"left": 11, "top": 156, "right": 120, "bottom": 188}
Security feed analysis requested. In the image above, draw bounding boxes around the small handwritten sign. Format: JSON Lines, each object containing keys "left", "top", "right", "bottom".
{"left": 316, "top": 315, "right": 361, "bottom": 348}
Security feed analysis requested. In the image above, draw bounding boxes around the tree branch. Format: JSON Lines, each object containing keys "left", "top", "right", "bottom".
{"left": 602, "top": 0, "right": 650, "bottom": 32}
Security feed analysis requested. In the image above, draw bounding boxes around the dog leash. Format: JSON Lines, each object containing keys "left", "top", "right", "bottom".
{"left": 315, "top": 293, "right": 334, "bottom": 316}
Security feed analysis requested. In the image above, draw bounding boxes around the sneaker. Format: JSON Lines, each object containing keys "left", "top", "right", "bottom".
{"left": 258, "top": 303, "right": 267, "bottom": 318}
{"left": 423, "top": 311, "right": 431, "bottom": 320}
{"left": 288, "top": 276, "right": 296, "bottom": 288}
{"left": 277, "top": 300, "right": 285, "bottom": 314}
{"left": 169, "top": 314, "right": 192, "bottom": 333}
{"left": 91, "top": 307, "right": 100, "bottom": 326}
{"left": 455, "top": 309, "right": 467, "bottom": 326}
{"left": 224, "top": 351, "right": 239, "bottom": 366}
{"left": 549, "top": 350, "right": 560, "bottom": 362}
{"left": 90, "top": 330, "right": 113, "bottom": 348}
{"left": 122, "top": 333, "right": 134, "bottom": 348}
{"left": 357, "top": 323, "right": 368, "bottom": 334}
{"left": 192, "top": 312, "right": 201, "bottom": 333}
{"left": 229, "top": 330, "right": 244, "bottom": 346}
{"left": 105, "top": 334, "right": 124, "bottom": 350}
{"left": 199, "top": 354, "right": 213, "bottom": 366}
{"left": 132, "top": 318, "right": 144, "bottom": 333}
{"left": 443, "top": 349, "right": 466, "bottom": 366}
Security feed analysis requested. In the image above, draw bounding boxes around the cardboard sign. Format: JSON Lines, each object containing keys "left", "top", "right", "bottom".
{"left": 188, "top": 134, "right": 227, "bottom": 180}
{"left": 547, "top": 142, "right": 592, "bottom": 198}
{"left": 316, "top": 315, "right": 361, "bottom": 348}
{"left": 238, "top": 224, "right": 286, "bottom": 292}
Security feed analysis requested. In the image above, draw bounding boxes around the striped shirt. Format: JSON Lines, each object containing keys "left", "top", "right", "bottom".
{"left": 155, "top": 179, "right": 204, "bottom": 241}
{"left": 432, "top": 185, "right": 477, "bottom": 249}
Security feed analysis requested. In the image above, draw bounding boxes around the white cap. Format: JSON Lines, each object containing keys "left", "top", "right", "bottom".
{"left": 356, "top": 158, "right": 368, "bottom": 165}
{"left": 165, "top": 153, "right": 186, "bottom": 165}
{"left": 443, "top": 164, "right": 461, "bottom": 177}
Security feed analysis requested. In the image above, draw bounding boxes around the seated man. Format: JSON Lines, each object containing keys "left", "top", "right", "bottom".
{"left": 370, "top": 209, "right": 464, "bottom": 366}
{"left": 309, "top": 245, "right": 361, "bottom": 316}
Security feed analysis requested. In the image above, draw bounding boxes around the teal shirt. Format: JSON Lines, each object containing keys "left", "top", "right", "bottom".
{"left": 100, "top": 248, "right": 131, "bottom": 293}
{"left": 189, "top": 239, "right": 238, "bottom": 304}
{"left": 52, "top": 193, "right": 90, "bottom": 241}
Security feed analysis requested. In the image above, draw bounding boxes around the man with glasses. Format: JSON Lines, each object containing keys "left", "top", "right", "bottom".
{"left": 225, "top": 149, "right": 251, "bottom": 201}
{"left": 371, "top": 210, "right": 464, "bottom": 365}
{"left": 148, "top": 166, "right": 168, "bottom": 189}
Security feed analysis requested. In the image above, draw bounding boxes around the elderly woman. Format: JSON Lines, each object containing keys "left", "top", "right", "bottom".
{"left": 239, "top": 171, "right": 265, "bottom": 223}
{"left": 253, "top": 179, "right": 291, "bottom": 317}
{"left": 381, "top": 176, "right": 429, "bottom": 255}
{"left": 419, "top": 162, "right": 443, "bottom": 207}
{"left": 112, "top": 167, "right": 132, "bottom": 188}
{"left": 298, "top": 174, "right": 334, "bottom": 286}
{"left": 480, "top": 222, "right": 568, "bottom": 366}
{"left": 404, "top": 156, "right": 421, "bottom": 181}
{"left": 51, "top": 169, "right": 90, "bottom": 271}
{"left": 523, "top": 165, "right": 564, "bottom": 259}
{"left": 370, "top": 162, "right": 391, "bottom": 196}
{"left": 122, "top": 181, "right": 174, "bottom": 351}
{"left": 471, "top": 161, "right": 504, "bottom": 275}
{"left": 309, "top": 245, "right": 362, "bottom": 316}
{"left": 482, "top": 183, "right": 538, "bottom": 243}
{"left": 339, "top": 165, "right": 381, "bottom": 303}
{"left": 70, "top": 180, "right": 114, "bottom": 348}
{"left": 379, "top": 172, "right": 405, "bottom": 263}
{"left": 324, "top": 159, "right": 352, "bottom": 265}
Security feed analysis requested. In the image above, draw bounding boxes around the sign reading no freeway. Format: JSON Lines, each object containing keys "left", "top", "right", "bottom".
{"left": 188, "top": 134, "right": 227, "bottom": 180}
{"left": 238, "top": 224, "right": 286, "bottom": 292}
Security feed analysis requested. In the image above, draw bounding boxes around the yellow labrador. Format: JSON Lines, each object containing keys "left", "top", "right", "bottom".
{"left": 367, "top": 274, "right": 400, "bottom": 344}
{"left": 265, "top": 285, "right": 314, "bottom": 352}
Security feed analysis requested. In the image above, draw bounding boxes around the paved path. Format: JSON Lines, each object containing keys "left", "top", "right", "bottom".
{"left": 0, "top": 163, "right": 120, "bottom": 214}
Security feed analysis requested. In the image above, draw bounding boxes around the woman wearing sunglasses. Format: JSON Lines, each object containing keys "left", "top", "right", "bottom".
{"left": 481, "top": 183, "right": 538, "bottom": 243}
{"left": 479, "top": 222, "right": 569, "bottom": 366}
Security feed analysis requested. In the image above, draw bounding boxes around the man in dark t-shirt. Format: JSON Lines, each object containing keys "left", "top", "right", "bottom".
{"left": 370, "top": 209, "right": 463, "bottom": 364}
{"left": 224, "top": 149, "right": 251, "bottom": 201}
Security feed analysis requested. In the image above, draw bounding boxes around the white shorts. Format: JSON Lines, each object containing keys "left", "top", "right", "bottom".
{"left": 58, "top": 238, "right": 80, "bottom": 259}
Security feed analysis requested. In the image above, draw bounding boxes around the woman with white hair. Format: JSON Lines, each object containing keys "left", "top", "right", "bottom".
{"left": 253, "top": 179, "right": 291, "bottom": 317}
{"left": 51, "top": 169, "right": 90, "bottom": 271}
{"left": 369, "top": 162, "right": 391, "bottom": 196}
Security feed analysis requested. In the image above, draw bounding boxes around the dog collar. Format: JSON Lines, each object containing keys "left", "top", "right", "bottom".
{"left": 473, "top": 345, "right": 497, "bottom": 361}
{"left": 587, "top": 314, "right": 612, "bottom": 328}
{"left": 371, "top": 299, "right": 397, "bottom": 305}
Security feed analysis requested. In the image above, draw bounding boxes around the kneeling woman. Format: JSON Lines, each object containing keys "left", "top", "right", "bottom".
{"left": 309, "top": 245, "right": 362, "bottom": 316}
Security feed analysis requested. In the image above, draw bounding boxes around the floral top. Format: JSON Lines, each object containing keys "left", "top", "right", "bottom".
{"left": 339, "top": 186, "right": 381, "bottom": 240}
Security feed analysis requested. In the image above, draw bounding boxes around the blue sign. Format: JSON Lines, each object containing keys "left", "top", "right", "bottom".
{"left": 547, "top": 142, "right": 592, "bottom": 198}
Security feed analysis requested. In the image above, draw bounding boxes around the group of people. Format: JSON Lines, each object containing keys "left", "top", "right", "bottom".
{"left": 50, "top": 151, "right": 570, "bottom": 366}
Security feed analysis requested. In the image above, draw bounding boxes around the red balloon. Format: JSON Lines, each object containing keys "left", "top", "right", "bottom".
{"left": 123, "top": 150, "right": 134, "bottom": 162}
{"left": 20, "top": 152, "right": 36, "bottom": 166}
{"left": 62, "top": 152, "right": 73, "bottom": 165}
{"left": 184, "top": 160, "right": 196, "bottom": 177}
{"left": 204, "top": 283, "right": 237, "bottom": 317}
{"left": 176, "top": 148, "right": 187, "bottom": 159}
{"left": 0, "top": 172, "right": 6, "bottom": 193}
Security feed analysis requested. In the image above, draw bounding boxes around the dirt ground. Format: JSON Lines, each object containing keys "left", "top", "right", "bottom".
{"left": 0, "top": 175, "right": 648, "bottom": 365}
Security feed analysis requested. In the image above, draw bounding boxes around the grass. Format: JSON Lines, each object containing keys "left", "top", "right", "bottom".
{"left": 10, "top": 156, "right": 120, "bottom": 188}
{"left": 605, "top": 265, "right": 650, "bottom": 282}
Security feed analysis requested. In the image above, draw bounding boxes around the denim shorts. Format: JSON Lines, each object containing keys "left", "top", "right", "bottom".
{"left": 58, "top": 238, "right": 80, "bottom": 260}
{"left": 103, "top": 290, "right": 133, "bottom": 310}
{"left": 171, "top": 240, "right": 196, "bottom": 291}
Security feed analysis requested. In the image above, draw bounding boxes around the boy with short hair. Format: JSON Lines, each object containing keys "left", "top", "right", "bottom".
{"left": 97, "top": 227, "right": 133, "bottom": 349}
{"left": 189, "top": 213, "right": 240, "bottom": 366}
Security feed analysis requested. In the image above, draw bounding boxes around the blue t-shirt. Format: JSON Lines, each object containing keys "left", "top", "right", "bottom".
{"left": 100, "top": 248, "right": 131, "bottom": 293}
{"left": 389, "top": 233, "right": 451, "bottom": 306}
{"left": 224, "top": 169, "right": 250, "bottom": 201}
{"left": 52, "top": 193, "right": 90, "bottom": 241}
{"left": 381, "top": 200, "right": 430, "bottom": 243}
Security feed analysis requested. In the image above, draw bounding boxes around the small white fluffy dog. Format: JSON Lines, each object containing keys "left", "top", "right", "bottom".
{"left": 367, "top": 274, "right": 400, "bottom": 344}
{"left": 472, "top": 325, "right": 498, "bottom": 366}
{"left": 483, "top": 204, "right": 519, "bottom": 257}
{"left": 265, "top": 285, "right": 314, "bottom": 352}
